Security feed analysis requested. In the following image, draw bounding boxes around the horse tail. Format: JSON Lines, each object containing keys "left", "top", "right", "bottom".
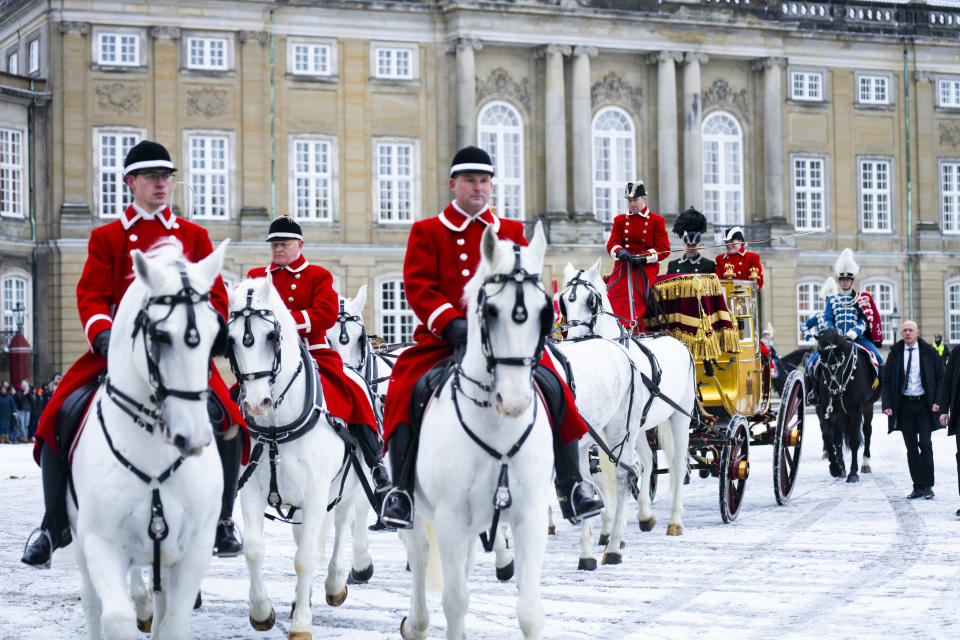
{"left": 425, "top": 520, "right": 443, "bottom": 592}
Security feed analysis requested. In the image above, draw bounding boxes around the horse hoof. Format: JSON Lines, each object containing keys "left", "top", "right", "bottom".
{"left": 639, "top": 516, "right": 656, "bottom": 532}
{"left": 400, "top": 616, "right": 410, "bottom": 639}
{"left": 250, "top": 608, "right": 276, "bottom": 631}
{"left": 496, "top": 560, "right": 514, "bottom": 582}
{"left": 349, "top": 564, "right": 374, "bottom": 584}
{"left": 577, "top": 557, "right": 597, "bottom": 571}
{"left": 847, "top": 474, "right": 860, "bottom": 484}
{"left": 597, "top": 533, "right": 609, "bottom": 546}
{"left": 326, "top": 585, "right": 348, "bottom": 607}
{"left": 137, "top": 617, "right": 152, "bottom": 633}
{"left": 602, "top": 552, "right": 622, "bottom": 565}
{"left": 821, "top": 451, "right": 829, "bottom": 460}
{"left": 290, "top": 632, "right": 313, "bottom": 640}
{"left": 548, "top": 523, "right": 556, "bottom": 535}
{"left": 620, "top": 540, "right": 626, "bottom": 549}
{"left": 194, "top": 592, "right": 202, "bottom": 610}
{"left": 666, "top": 523, "right": 684, "bottom": 536}
{"left": 862, "top": 464, "right": 872, "bottom": 474}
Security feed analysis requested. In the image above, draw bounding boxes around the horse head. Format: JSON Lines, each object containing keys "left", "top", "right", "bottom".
{"left": 227, "top": 276, "right": 299, "bottom": 418}
{"left": 559, "top": 258, "right": 608, "bottom": 339}
{"left": 815, "top": 326, "right": 850, "bottom": 363}
{"left": 463, "top": 221, "right": 550, "bottom": 418}
{"left": 118, "top": 238, "right": 229, "bottom": 456}
{"left": 327, "top": 284, "right": 368, "bottom": 371}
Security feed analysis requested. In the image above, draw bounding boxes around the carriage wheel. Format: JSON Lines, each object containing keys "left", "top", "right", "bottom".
{"left": 719, "top": 415, "right": 750, "bottom": 523}
{"left": 773, "top": 370, "right": 805, "bottom": 505}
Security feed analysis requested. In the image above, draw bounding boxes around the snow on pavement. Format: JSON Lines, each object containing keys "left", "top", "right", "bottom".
{"left": 2, "top": 411, "right": 960, "bottom": 639}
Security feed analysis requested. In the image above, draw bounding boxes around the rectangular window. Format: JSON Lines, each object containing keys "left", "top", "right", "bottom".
{"left": 186, "top": 37, "right": 228, "bottom": 70}
{"left": 98, "top": 33, "right": 139, "bottom": 66}
{"left": 790, "top": 70, "right": 823, "bottom": 101}
{"left": 291, "top": 138, "right": 333, "bottom": 221}
{"left": 796, "top": 281, "right": 825, "bottom": 344}
{"left": 859, "top": 159, "right": 891, "bottom": 233}
{"left": 0, "top": 128, "right": 24, "bottom": 218}
{"left": 380, "top": 280, "right": 416, "bottom": 344}
{"left": 96, "top": 131, "right": 141, "bottom": 218}
{"left": 28, "top": 40, "right": 39, "bottom": 74}
{"left": 792, "top": 157, "right": 826, "bottom": 231}
{"left": 1, "top": 276, "right": 28, "bottom": 341}
{"left": 863, "top": 282, "right": 895, "bottom": 345}
{"left": 291, "top": 43, "right": 331, "bottom": 76}
{"left": 373, "top": 47, "right": 413, "bottom": 79}
{"left": 7, "top": 51, "right": 18, "bottom": 75}
{"left": 950, "top": 284, "right": 960, "bottom": 344}
{"left": 939, "top": 78, "right": 960, "bottom": 108}
{"left": 858, "top": 74, "right": 889, "bottom": 105}
{"left": 375, "top": 141, "right": 414, "bottom": 223}
{"left": 942, "top": 161, "right": 960, "bottom": 234}
{"left": 188, "top": 135, "right": 229, "bottom": 218}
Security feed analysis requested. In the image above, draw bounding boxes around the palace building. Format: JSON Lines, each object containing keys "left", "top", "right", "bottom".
{"left": 2, "top": 0, "right": 960, "bottom": 380}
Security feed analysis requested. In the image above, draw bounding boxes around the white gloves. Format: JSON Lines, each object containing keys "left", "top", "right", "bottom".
{"left": 845, "top": 329, "right": 858, "bottom": 340}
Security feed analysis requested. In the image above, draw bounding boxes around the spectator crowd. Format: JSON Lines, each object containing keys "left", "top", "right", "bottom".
{"left": 0, "top": 376, "right": 60, "bottom": 444}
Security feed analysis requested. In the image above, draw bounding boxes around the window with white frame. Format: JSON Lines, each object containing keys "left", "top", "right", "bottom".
{"left": 942, "top": 161, "right": 960, "bottom": 234}
{"left": 290, "top": 42, "right": 332, "bottom": 76}
{"left": 28, "top": 39, "right": 39, "bottom": 74}
{"left": 859, "top": 158, "right": 892, "bottom": 233}
{"left": 702, "top": 111, "right": 743, "bottom": 226}
{"left": 792, "top": 156, "right": 826, "bottom": 231}
{"left": 862, "top": 281, "right": 896, "bottom": 345}
{"left": 96, "top": 129, "right": 142, "bottom": 218}
{"left": 7, "top": 51, "right": 18, "bottom": 75}
{"left": 186, "top": 36, "right": 228, "bottom": 71}
{"left": 372, "top": 46, "right": 413, "bottom": 80}
{"left": 796, "top": 280, "right": 825, "bottom": 344}
{"left": 938, "top": 78, "right": 960, "bottom": 108}
{"left": 478, "top": 101, "right": 524, "bottom": 220}
{"left": 790, "top": 70, "right": 824, "bottom": 101}
{"left": 187, "top": 134, "right": 229, "bottom": 218}
{"left": 592, "top": 106, "right": 635, "bottom": 225}
{"left": 98, "top": 32, "right": 139, "bottom": 66}
{"left": 857, "top": 74, "right": 889, "bottom": 105}
{"left": 948, "top": 280, "right": 960, "bottom": 344}
{"left": 290, "top": 137, "right": 334, "bottom": 221}
{"left": 0, "top": 128, "right": 24, "bottom": 218}
{"left": 378, "top": 279, "right": 416, "bottom": 344}
{"left": 374, "top": 140, "right": 415, "bottom": 223}
{"left": 1, "top": 274, "right": 30, "bottom": 345}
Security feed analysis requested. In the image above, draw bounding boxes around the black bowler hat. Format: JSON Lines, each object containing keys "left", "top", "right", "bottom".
{"left": 624, "top": 180, "right": 646, "bottom": 199}
{"left": 123, "top": 140, "right": 176, "bottom": 177}
{"left": 266, "top": 215, "right": 303, "bottom": 241}
{"left": 450, "top": 146, "right": 494, "bottom": 177}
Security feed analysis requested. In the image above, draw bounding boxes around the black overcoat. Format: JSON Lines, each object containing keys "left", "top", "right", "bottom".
{"left": 937, "top": 343, "right": 960, "bottom": 436}
{"left": 882, "top": 338, "right": 944, "bottom": 433}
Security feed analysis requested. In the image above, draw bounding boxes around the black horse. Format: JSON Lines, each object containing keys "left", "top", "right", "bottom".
{"left": 813, "top": 328, "right": 880, "bottom": 482}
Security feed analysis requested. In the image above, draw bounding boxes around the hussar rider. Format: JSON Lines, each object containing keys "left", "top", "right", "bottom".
{"left": 822, "top": 248, "right": 884, "bottom": 366}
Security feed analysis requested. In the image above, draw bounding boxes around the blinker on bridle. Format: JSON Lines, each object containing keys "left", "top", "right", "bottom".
{"left": 336, "top": 299, "right": 368, "bottom": 370}
{"left": 227, "top": 288, "right": 282, "bottom": 384}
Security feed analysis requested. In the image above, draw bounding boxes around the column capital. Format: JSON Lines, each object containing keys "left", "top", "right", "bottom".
{"left": 238, "top": 30, "right": 268, "bottom": 44}
{"left": 914, "top": 70, "right": 934, "bottom": 83}
{"left": 150, "top": 26, "right": 182, "bottom": 40}
{"left": 444, "top": 37, "right": 483, "bottom": 54}
{"left": 573, "top": 45, "right": 598, "bottom": 58}
{"left": 535, "top": 44, "right": 572, "bottom": 59}
{"left": 684, "top": 52, "right": 709, "bottom": 65}
{"left": 647, "top": 51, "right": 683, "bottom": 65}
{"left": 59, "top": 21, "right": 90, "bottom": 36}
{"left": 751, "top": 56, "right": 787, "bottom": 72}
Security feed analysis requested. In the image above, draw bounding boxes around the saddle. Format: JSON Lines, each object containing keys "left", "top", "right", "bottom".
{"left": 55, "top": 381, "right": 100, "bottom": 462}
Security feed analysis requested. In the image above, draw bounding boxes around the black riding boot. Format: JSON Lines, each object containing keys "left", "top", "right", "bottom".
{"left": 21, "top": 444, "right": 73, "bottom": 568}
{"left": 351, "top": 424, "right": 391, "bottom": 494}
{"left": 380, "top": 422, "right": 416, "bottom": 529}
{"left": 554, "top": 436, "right": 604, "bottom": 524}
{"left": 213, "top": 434, "right": 243, "bottom": 557}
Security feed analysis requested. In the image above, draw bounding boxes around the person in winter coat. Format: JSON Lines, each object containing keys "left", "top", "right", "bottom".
{"left": 0, "top": 384, "right": 17, "bottom": 443}
{"left": 938, "top": 340, "right": 960, "bottom": 517}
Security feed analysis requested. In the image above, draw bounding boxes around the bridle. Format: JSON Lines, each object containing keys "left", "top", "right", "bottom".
{"left": 817, "top": 333, "right": 858, "bottom": 420}
{"left": 558, "top": 269, "right": 602, "bottom": 334}
{"left": 227, "top": 288, "right": 282, "bottom": 385}
{"left": 335, "top": 299, "right": 367, "bottom": 371}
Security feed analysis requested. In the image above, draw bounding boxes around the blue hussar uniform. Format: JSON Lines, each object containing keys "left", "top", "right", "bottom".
{"left": 822, "top": 292, "right": 883, "bottom": 365}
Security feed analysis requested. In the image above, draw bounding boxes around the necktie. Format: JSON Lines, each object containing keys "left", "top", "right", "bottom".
{"left": 902, "top": 347, "right": 914, "bottom": 394}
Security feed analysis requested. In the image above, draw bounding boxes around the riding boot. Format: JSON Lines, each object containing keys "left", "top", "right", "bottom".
{"left": 351, "top": 424, "right": 391, "bottom": 495}
{"left": 553, "top": 436, "right": 604, "bottom": 524}
{"left": 380, "top": 422, "right": 417, "bottom": 529}
{"left": 213, "top": 434, "right": 243, "bottom": 557}
{"left": 21, "top": 444, "right": 73, "bottom": 568}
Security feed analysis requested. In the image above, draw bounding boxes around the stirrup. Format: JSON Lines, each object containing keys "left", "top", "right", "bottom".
{"left": 379, "top": 488, "right": 413, "bottom": 529}
{"left": 22, "top": 528, "right": 53, "bottom": 569}
{"left": 565, "top": 480, "right": 604, "bottom": 525}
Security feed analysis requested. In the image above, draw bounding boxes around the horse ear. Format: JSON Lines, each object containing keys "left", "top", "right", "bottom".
{"left": 587, "top": 258, "right": 602, "bottom": 280}
{"left": 481, "top": 225, "right": 499, "bottom": 266}
{"left": 355, "top": 284, "right": 368, "bottom": 311}
{"left": 527, "top": 221, "right": 547, "bottom": 272}
{"left": 131, "top": 249, "right": 156, "bottom": 288}
{"left": 562, "top": 263, "right": 576, "bottom": 285}
{"left": 196, "top": 239, "right": 229, "bottom": 291}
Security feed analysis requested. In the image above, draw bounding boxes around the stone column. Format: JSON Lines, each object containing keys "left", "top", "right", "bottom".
{"left": 649, "top": 51, "right": 682, "bottom": 214}
{"left": 682, "top": 53, "right": 707, "bottom": 210}
{"left": 238, "top": 30, "right": 269, "bottom": 234}
{"left": 571, "top": 46, "right": 597, "bottom": 218}
{"left": 753, "top": 57, "right": 787, "bottom": 220}
{"left": 540, "top": 44, "right": 571, "bottom": 216}
{"left": 446, "top": 38, "right": 483, "bottom": 149}
{"left": 58, "top": 21, "right": 91, "bottom": 228}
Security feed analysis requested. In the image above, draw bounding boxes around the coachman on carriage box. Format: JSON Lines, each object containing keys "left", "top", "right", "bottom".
{"left": 22, "top": 141, "right": 251, "bottom": 568}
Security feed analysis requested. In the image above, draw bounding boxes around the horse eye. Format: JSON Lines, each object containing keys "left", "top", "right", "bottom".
{"left": 484, "top": 303, "right": 499, "bottom": 319}
{"left": 153, "top": 330, "right": 172, "bottom": 345}
{"left": 267, "top": 331, "right": 279, "bottom": 342}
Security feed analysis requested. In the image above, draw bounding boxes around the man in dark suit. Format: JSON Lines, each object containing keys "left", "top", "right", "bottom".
{"left": 937, "top": 340, "right": 960, "bottom": 516}
{"left": 882, "top": 320, "right": 943, "bottom": 499}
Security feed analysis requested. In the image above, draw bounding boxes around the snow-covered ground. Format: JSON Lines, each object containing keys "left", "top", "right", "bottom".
{"left": 2, "top": 411, "right": 960, "bottom": 640}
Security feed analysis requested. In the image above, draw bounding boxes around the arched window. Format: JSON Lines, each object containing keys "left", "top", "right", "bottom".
{"left": 861, "top": 280, "right": 897, "bottom": 345}
{"left": 1, "top": 273, "right": 30, "bottom": 348}
{"left": 796, "top": 279, "right": 825, "bottom": 344}
{"left": 591, "top": 106, "right": 635, "bottom": 224}
{"left": 702, "top": 111, "right": 744, "bottom": 227}
{"left": 947, "top": 279, "right": 960, "bottom": 344}
{"left": 376, "top": 276, "right": 417, "bottom": 344}
{"left": 477, "top": 101, "right": 524, "bottom": 220}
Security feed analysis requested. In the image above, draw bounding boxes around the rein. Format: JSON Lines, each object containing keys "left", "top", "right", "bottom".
{"left": 818, "top": 340, "right": 859, "bottom": 421}
{"left": 227, "top": 288, "right": 281, "bottom": 386}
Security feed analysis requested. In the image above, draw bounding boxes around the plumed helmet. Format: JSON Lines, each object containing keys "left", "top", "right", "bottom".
{"left": 762, "top": 322, "right": 774, "bottom": 338}
{"left": 723, "top": 226, "right": 745, "bottom": 243}
{"left": 822, "top": 276, "right": 839, "bottom": 299}
{"left": 624, "top": 180, "right": 646, "bottom": 199}
{"left": 834, "top": 247, "right": 859, "bottom": 279}
{"left": 450, "top": 146, "right": 495, "bottom": 177}
{"left": 123, "top": 140, "right": 176, "bottom": 177}
{"left": 673, "top": 206, "right": 708, "bottom": 245}
{"left": 266, "top": 215, "right": 303, "bottom": 242}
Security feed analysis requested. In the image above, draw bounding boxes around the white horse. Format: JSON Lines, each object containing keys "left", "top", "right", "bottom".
{"left": 557, "top": 260, "right": 694, "bottom": 562}
{"left": 400, "top": 223, "right": 554, "bottom": 640}
{"left": 227, "top": 277, "right": 370, "bottom": 640}
{"left": 68, "top": 240, "right": 228, "bottom": 640}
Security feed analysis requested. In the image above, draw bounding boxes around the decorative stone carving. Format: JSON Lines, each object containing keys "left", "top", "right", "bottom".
{"left": 684, "top": 52, "right": 709, "bottom": 65}
{"left": 150, "top": 26, "right": 181, "bottom": 40}
{"left": 475, "top": 68, "right": 531, "bottom": 112}
{"left": 750, "top": 57, "right": 787, "bottom": 71}
{"left": 702, "top": 79, "right": 749, "bottom": 119}
{"left": 239, "top": 30, "right": 268, "bottom": 44}
{"left": 573, "top": 45, "right": 597, "bottom": 58}
{"left": 914, "top": 70, "right": 933, "bottom": 83}
{"left": 96, "top": 83, "right": 143, "bottom": 115}
{"left": 646, "top": 51, "right": 684, "bottom": 65}
{"left": 59, "top": 21, "right": 90, "bottom": 35}
{"left": 444, "top": 37, "right": 482, "bottom": 54}
{"left": 535, "top": 44, "right": 572, "bottom": 58}
{"left": 187, "top": 89, "right": 230, "bottom": 118}
{"left": 591, "top": 72, "right": 643, "bottom": 113}
{"left": 939, "top": 122, "right": 960, "bottom": 147}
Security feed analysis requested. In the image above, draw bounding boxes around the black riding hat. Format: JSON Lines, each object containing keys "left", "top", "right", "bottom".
{"left": 123, "top": 140, "right": 176, "bottom": 177}
{"left": 450, "top": 146, "right": 495, "bottom": 177}
{"left": 266, "top": 215, "right": 303, "bottom": 242}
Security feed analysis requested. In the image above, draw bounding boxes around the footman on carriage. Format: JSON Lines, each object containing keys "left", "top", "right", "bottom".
{"left": 714, "top": 226, "right": 763, "bottom": 288}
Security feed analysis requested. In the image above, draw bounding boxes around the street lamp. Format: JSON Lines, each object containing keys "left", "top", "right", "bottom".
{"left": 12, "top": 303, "right": 25, "bottom": 334}
{"left": 889, "top": 305, "right": 901, "bottom": 338}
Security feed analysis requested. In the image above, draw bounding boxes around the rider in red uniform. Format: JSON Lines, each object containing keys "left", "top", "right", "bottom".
{"left": 247, "top": 216, "right": 389, "bottom": 494}
{"left": 22, "top": 141, "right": 248, "bottom": 567}
{"left": 379, "top": 146, "right": 603, "bottom": 529}
{"left": 714, "top": 226, "right": 764, "bottom": 288}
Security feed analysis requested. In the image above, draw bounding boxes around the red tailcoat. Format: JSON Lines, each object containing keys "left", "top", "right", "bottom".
{"left": 605, "top": 207, "right": 670, "bottom": 327}
{"left": 714, "top": 248, "right": 764, "bottom": 289}
{"left": 35, "top": 205, "right": 249, "bottom": 464}
{"left": 382, "top": 202, "right": 587, "bottom": 446}
{"left": 247, "top": 254, "right": 376, "bottom": 433}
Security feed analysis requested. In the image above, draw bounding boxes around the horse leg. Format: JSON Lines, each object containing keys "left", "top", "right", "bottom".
{"left": 323, "top": 494, "right": 352, "bottom": 609}
{"left": 81, "top": 533, "right": 136, "bottom": 640}
{"left": 493, "top": 523, "right": 515, "bottom": 580}
{"left": 75, "top": 546, "right": 104, "bottom": 640}
{"left": 665, "top": 415, "right": 689, "bottom": 536}
{"left": 436, "top": 524, "right": 471, "bottom": 640}
{"left": 635, "top": 431, "right": 655, "bottom": 532}
{"left": 847, "top": 414, "right": 861, "bottom": 484}
{"left": 862, "top": 408, "right": 874, "bottom": 473}
{"left": 602, "top": 464, "right": 629, "bottom": 564}
{"left": 577, "top": 516, "right": 597, "bottom": 570}
{"left": 289, "top": 497, "right": 328, "bottom": 639}
{"left": 128, "top": 567, "right": 153, "bottom": 632}
{"left": 240, "top": 488, "right": 275, "bottom": 630}
{"left": 154, "top": 538, "right": 212, "bottom": 639}
{"left": 511, "top": 504, "right": 548, "bottom": 640}
{"left": 349, "top": 499, "right": 374, "bottom": 584}
{"left": 400, "top": 517, "right": 430, "bottom": 640}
